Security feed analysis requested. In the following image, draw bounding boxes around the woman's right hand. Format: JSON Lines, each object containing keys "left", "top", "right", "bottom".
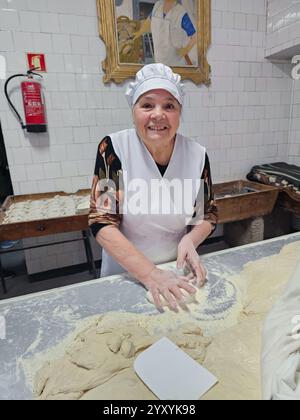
{"left": 141, "top": 268, "right": 197, "bottom": 312}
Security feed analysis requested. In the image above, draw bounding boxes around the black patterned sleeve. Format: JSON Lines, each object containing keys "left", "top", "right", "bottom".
{"left": 202, "top": 154, "right": 218, "bottom": 231}
{"left": 190, "top": 154, "right": 218, "bottom": 233}
{"left": 89, "top": 136, "right": 123, "bottom": 238}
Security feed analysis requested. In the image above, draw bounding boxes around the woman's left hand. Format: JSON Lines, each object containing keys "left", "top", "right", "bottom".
{"left": 177, "top": 235, "right": 207, "bottom": 287}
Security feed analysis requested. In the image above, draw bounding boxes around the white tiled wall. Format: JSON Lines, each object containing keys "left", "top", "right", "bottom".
{"left": 0, "top": 0, "right": 296, "bottom": 273}
{"left": 266, "top": 0, "right": 300, "bottom": 58}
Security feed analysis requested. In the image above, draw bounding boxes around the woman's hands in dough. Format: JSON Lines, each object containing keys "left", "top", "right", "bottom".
{"left": 142, "top": 268, "right": 196, "bottom": 312}
{"left": 177, "top": 236, "right": 207, "bottom": 287}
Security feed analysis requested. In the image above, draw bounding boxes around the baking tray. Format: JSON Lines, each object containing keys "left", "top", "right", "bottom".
{"left": 0, "top": 190, "right": 91, "bottom": 241}
{"left": 215, "top": 180, "right": 279, "bottom": 224}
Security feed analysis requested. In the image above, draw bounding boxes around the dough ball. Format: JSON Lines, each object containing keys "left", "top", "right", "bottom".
{"left": 178, "top": 323, "right": 203, "bottom": 336}
{"left": 106, "top": 334, "right": 123, "bottom": 354}
{"left": 120, "top": 339, "right": 135, "bottom": 359}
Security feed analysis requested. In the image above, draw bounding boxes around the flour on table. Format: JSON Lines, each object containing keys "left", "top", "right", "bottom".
{"left": 202, "top": 240, "right": 300, "bottom": 400}
{"left": 32, "top": 317, "right": 211, "bottom": 400}
{"left": 26, "top": 241, "right": 300, "bottom": 400}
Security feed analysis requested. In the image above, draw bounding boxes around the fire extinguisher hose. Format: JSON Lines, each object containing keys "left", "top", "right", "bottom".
{"left": 4, "top": 69, "right": 43, "bottom": 131}
{"left": 4, "top": 73, "right": 27, "bottom": 129}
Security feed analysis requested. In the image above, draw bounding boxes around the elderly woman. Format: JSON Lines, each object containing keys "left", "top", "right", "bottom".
{"left": 89, "top": 64, "right": 217, "bottom": 311}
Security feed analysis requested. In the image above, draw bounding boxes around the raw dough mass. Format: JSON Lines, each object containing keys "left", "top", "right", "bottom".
{"left": 31, "top": 241, "right": 300, "bottom": 400}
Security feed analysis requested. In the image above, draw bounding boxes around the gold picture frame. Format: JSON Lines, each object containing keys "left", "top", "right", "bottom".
{"left": 97, "top": 0, "right": 211, "bottom": 85}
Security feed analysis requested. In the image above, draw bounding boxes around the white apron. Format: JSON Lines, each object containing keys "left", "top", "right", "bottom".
{"left": 100, "top": 129, "right": 206, "bottom": 277}
{"left": 151, "top": 1, "right": 188, "bottom": 66}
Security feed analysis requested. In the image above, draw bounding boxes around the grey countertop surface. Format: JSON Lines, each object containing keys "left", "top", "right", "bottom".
{"left": 1, "top": 232, "right": 300, "bottom": 400}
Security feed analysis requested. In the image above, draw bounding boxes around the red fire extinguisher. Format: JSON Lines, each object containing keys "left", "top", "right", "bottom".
{"left": 4, "top": 68, "right": 47, "bottom": 133}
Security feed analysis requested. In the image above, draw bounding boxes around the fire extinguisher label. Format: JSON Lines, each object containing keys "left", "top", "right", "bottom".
{"left": 27, "top": 53, "right": 46, "bottom": 72}
{"left": 21, "top": 81, "right": 46, "bottom": 125}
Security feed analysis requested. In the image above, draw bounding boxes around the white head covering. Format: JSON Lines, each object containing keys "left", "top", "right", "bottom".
{"left": 125, "top": 63, "right": 185, "bottom": 107}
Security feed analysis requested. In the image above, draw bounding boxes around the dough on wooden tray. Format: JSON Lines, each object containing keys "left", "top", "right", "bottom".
{"left": 2, "top": 194, "right": 90, "bottom": 224}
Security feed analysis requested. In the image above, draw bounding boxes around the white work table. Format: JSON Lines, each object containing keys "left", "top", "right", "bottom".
{"left": 0, "top": 232, "right": 300, "bottom": 400}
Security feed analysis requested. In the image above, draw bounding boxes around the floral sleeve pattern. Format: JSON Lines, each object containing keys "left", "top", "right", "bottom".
{"left": 202, "top": 154, "right": 218, "bottom": 230}
{"left": 190, "top": 154, "right": 218, "bottom": 232}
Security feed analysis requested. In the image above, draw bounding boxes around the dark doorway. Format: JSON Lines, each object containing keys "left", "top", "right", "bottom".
{"left": 0, "top": 121, "right": 13, "bottom": 205}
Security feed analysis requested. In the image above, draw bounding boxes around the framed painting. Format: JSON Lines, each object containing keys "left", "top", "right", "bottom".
{"left": 97, "top": 0, "right": 211, "bottom": 85}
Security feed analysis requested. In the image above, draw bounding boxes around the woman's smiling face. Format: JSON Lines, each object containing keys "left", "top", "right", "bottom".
{"left": 133, "top": 89, "right": 181, "bottom": 144}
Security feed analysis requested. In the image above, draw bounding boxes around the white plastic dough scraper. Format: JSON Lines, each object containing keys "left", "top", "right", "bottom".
{"left": 133, "top": 337, "right": 218, "bottom": 400}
